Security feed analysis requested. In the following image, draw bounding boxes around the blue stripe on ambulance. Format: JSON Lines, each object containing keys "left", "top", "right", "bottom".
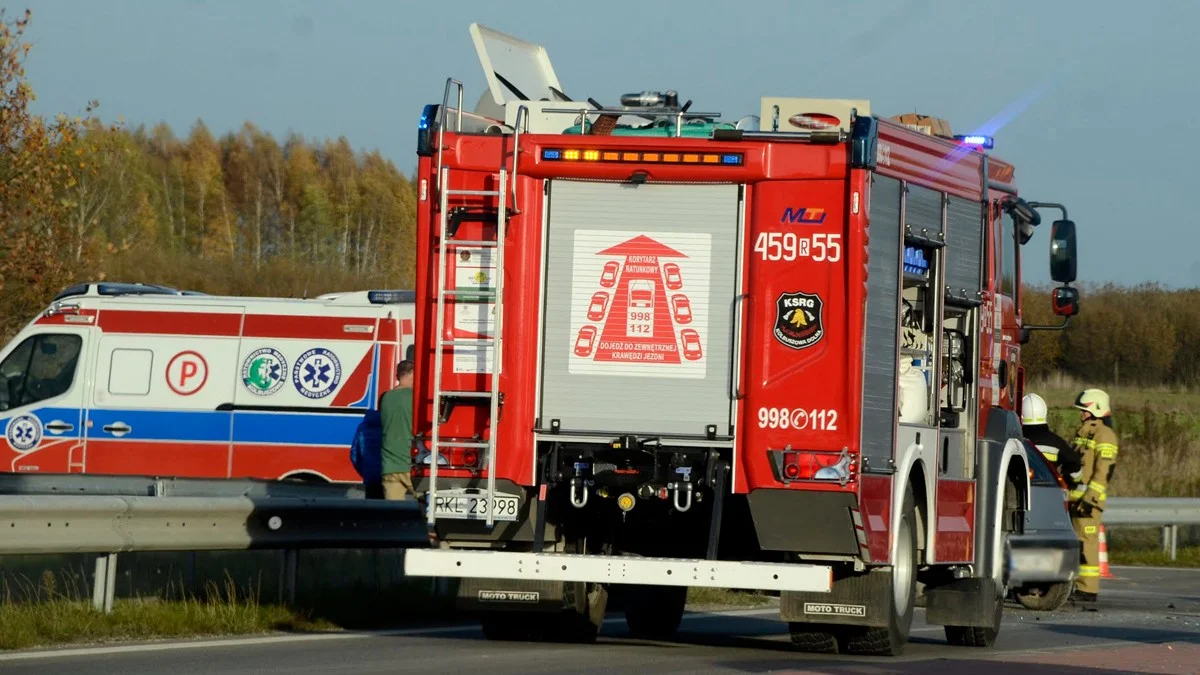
{"left": 79, "top": 408, "right": 363, "bottom": 446}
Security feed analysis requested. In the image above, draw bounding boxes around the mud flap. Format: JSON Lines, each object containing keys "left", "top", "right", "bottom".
{"left": 781, "top": 568, "right": 893, "bottom": 628}
{"left": 924, "top": 577, "right": 1001, "bottom": 627}
{"left": 457, "top": 577, "right": 589, "bottom": 614}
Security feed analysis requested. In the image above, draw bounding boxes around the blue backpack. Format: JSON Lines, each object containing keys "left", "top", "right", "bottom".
{"left": 349, "top": 410, "right": 383, "bottom": 484}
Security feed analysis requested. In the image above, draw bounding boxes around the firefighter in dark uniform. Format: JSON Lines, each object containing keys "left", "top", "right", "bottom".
{"left": 1021, "top": 392, "right": 1082, "bottom": 483}
{"left": 1067, "top": 388, "right": 1119, "bottom": 605}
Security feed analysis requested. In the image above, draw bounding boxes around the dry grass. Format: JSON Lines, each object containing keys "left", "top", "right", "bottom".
{"left": 0, "top": 571, "right": 330, "bottom": 651}
{"left": 1028, "top": 382, "right": 1200, "bottom": 498}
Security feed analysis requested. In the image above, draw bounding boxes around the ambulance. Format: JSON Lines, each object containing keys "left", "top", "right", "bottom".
{"left": 0, "top": 282, "right": 415, "bottom": 483}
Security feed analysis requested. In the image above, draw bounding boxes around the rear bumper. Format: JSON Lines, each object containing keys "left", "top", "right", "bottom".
{"left": 1005, "top": 532, "right": 1081, "bottom": 586}
{"left": 404, "top": 549, "right": 834, "bottom": 593}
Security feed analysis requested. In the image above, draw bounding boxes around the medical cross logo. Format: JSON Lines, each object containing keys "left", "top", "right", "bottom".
{"left": 242, "top": 347, "right": 287, "bottom": 396}
{"left": 6, "top": 414, "right": 42, "bottom": 452}
{"left": 292, "top": 347, "right": 342, "bottom": 399}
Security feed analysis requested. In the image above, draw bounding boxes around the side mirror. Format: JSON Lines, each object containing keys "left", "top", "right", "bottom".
{"left": 1050, "top": 219, "right": 1077, "bottom": 284}
{"left": 1051, "top": 285, "right": 1080, "bottom": 317}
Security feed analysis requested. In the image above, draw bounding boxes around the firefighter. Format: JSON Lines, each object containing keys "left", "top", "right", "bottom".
{"left": 1021, "top": 393, "right": 1082, "bottom": 484}
{"left": 1067, "top": 388, "right": 1119, "bottom": 605}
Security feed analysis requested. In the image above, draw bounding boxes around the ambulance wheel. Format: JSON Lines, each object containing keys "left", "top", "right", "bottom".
{"left": 624, "top": 585, "right": 687, "bottom": 640}
{"left": 839, "top": 484, "right": 917, "bottom": 657}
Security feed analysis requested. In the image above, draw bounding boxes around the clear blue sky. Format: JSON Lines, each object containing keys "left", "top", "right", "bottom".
{"left": 18, "top": 0, "right": 1199, "bottom": 288}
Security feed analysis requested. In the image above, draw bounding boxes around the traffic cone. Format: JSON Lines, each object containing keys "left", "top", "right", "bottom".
{"left": 1099, "top": 525, "right": 1114, "bottom": 578}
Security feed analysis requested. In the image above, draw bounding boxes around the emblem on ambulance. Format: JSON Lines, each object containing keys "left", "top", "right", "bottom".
{"left": 293, "top": 347, "right": 342, "bottom": 399}
{"left": 6, "top": 414, "right": 42, "bottom": 452}
{"left": 242, "top": 347, "right": 287, "bottom": 396}
{"left": 774, "top": 291, "right": 825, "bottom": 350}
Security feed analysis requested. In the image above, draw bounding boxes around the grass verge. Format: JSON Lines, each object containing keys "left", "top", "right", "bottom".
{"left": 0, "top": 578, "right": 332, "bottom": 652}
{"left": 1108, "top": 546, "right": 1200, "bottom": 569}
{"left": 686, "top": 587, "right": 773, "bottom": 609}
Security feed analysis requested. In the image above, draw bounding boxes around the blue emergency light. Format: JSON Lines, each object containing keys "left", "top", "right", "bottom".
{"left": 368, "top": 290, "right": 416, "bottom": 304}
{"left": 954, "top": 134, "right": 994, "bottom": 149}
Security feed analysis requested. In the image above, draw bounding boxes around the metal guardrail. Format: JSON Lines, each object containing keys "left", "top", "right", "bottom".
{"left": 0, "top": 473, "right": 367, "bottom": 499}
{"left": 0, "top": 494, "right": 425, "bottom": 556}
{"left": 1102, "top": 497, "right": 1200, "bottom": 561}
{"left": 0, "top": 475, "right": 423, "bottom": 613}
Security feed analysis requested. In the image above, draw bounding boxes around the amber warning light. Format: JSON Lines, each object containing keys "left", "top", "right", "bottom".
{"left": 541, "top": 148, "right": 744, "bottom": 165}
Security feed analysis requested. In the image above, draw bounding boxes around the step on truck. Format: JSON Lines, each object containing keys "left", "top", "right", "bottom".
{"left": 403, "top": 23, "right": 1084, "bottom": 655}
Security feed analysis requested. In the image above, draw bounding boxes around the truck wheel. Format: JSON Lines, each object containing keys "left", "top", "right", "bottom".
{"left": 944, "top": 477, "right": 1017, "bottom": 647}
{"left": 787, "top": 625, "right": 839, "bottom": 653}
{"left": 1015, "top": 582, "right": 1071, "bottom": 612}
{"left": 839, "top": 484, "right": 917, "bottom": 657}
{"left": 624, "top": 585, "right": 687, "bottom": 640}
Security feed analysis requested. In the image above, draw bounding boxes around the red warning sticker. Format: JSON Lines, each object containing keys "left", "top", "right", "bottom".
{"left": 568, "top": 231, "right": 711, "bottom": 379}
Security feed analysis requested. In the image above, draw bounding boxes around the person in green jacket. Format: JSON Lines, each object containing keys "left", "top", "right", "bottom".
{"left": 379, "top": 360, "right": 416, "bottom": 500}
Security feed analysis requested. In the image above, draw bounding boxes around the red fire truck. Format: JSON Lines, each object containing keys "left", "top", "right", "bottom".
{"left": 404, "top": 24, "right": 1083, "bottom": 656}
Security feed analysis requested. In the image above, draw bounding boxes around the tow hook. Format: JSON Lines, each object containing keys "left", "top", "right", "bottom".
{"left": 669, "top": 481, "right": 694, "bottom": 512}
{"left": 570, "top": 477, "right": 590, "bottom": 508}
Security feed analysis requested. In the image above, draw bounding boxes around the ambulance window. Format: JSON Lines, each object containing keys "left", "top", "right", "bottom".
{"left": 109, "top": 349, "right": 153, "bottom": 396}
{"left": 0, "top": 334, "right": 82, "bottom": 411}
{"left": 1000, "top": 209, "right": 1018, "bottom": 299}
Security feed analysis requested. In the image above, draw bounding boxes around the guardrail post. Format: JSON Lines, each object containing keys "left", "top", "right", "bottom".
{"left": 92, "top": 553, "right": 117, "bottom": 614}
{"left": 279, "top": 549, "right": 298, "bottom": 605}
{"left": 1162, "top": 524, "right": 1178, "bottom": 561}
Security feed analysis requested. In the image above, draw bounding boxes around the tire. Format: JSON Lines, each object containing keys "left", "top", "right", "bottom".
{"left": 1015, "top": 582, "right": 1071, "bottom": 612}
{"left": 944, "top": 477, "right": 1018, "bottom": 648}
{"left": 624, "top": 585, "right": 687, "bottom": 640}
{"left": 787, "top": 625, "right": 839, "bottom": 653}
{"left": 840, "top": 484, "right": 918, "bottom": 657}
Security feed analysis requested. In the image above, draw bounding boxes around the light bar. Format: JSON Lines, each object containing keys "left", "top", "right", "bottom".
{"left": 954, "top": 134, "right": 994, "bottom": 149}
{"left": 368, "top": 290, "right": 416, "bottom": 304}
{"left": 541, "top": 148, "right": 744, "bottom": 166}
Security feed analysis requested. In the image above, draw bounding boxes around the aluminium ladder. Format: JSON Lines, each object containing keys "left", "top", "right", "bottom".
{"left": 427, "top": 81, "right": 526, "bottom": 529}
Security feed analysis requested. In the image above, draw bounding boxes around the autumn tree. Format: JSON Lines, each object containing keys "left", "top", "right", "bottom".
{"left": 0, "top": 9, "right": 111, "bottom": 337}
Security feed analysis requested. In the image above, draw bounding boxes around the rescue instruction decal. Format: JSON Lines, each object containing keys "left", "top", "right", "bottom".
{"left": 568, "top": 230, "right": 711, "bottom": 379}
{"left": 451, "top": 247, "right": 497, "bottom": 375}
{"left": 5, "top": 414, "right": 42, "bottom": 452}
{"left": 242, "top": 348, "right": 287, "bottom": 396}
{"left": 292, "top": 347, "right": 342, "bottom": 399}
{"left": 774, "top": 291, "right": 825, "bottom": 350}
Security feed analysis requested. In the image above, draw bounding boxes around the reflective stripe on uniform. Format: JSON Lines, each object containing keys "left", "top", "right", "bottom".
{"left": 1084, "top": 525, "right": 1097, "bottom": 534}
{"left": 1097, "top": 443, "right": 1118, "bottom": 459}
{"left": 1042, "top": 450, "right": 1059, "bottom": 461}
{"left": 1069, "top": 489, "right": 1086, "bottom": 500}
{"left": 1088, "top": 481, "right": 1107, "bottom": 495}
{"left": 1079, "top": 565, "right": 1100, "bottom": 578}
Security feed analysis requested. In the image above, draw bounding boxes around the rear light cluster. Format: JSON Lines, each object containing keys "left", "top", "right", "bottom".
{"left": 413, "top": 441, "right": 485, "bottom": 474}
{"left": 768, "top": 447, "right": 857, "bottom": 486}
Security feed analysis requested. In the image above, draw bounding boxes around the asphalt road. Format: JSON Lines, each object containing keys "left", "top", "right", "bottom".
{"left": 3, "top": 566, "right": 1199, "bottom": 674}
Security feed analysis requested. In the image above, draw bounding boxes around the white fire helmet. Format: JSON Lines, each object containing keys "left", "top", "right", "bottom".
{"left": 1021, "top": 393, "right": 1048, "bottom": 425}
{"left": 1073, "top": 388, "right": 1112, "bottom": 418}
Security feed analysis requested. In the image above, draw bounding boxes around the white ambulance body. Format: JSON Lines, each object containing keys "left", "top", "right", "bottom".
{"left": 0, "top": 282, "right": 415, "bottom": 483}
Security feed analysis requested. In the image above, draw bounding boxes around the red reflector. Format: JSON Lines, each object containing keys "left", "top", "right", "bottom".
{"left": 784, "top": 463, "right": 801, "bottom": 479}
{"left": 463, "top": 450, "right": 480, "bottom": 467}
